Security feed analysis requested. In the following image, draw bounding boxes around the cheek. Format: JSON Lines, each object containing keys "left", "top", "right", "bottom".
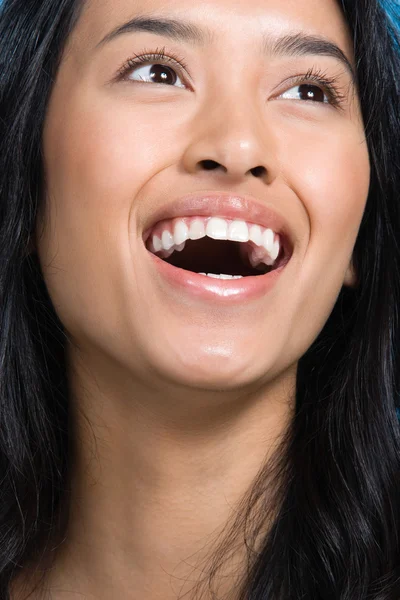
{"left": 276, "top": 117, "right": 370, "bottom": 360}
{"left": 42, "top": 89, "right": 166, "bottom": 206}
{"left": 39, "top": 88, "right": 156, "bottom": 346}
{"left": 278, "top": 113, "right": 370, "bottom": 265}
{"left": 38, "top": 82, "right": 191, "bottom": 370}
{"left": 300, "top": 132, "right": 370, "bottom": 291}
{"left": 299, "top": 135, "right": 370, "bottom": 243}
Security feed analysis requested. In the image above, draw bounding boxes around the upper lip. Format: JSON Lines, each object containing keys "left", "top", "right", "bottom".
{"left": 142, "top": 191, "right": 295, "bottom": 254}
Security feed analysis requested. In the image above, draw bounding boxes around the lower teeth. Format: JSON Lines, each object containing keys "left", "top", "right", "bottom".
{"left": 198, "top": 273, "right": 243, "bottom": 279}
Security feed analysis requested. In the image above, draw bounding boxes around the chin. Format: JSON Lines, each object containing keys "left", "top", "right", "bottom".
{"left": 151, "top": 344, "right": 271, "bottom": 391}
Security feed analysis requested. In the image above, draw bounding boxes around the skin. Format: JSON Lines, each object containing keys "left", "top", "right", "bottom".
{"left": 13, "top": 0, "right": 370, "bottom": 597}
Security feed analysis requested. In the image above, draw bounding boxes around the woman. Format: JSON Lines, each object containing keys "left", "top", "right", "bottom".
{"left": 0, "top": 0, "right": 400, "bottom": 598}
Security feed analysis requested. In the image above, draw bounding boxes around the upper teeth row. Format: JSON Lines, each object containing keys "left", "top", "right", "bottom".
{"left": 147, "top": 216, "right": 281, "bottom": 263}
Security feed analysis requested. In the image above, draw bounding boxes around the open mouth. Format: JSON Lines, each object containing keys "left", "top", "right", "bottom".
{"left": 144, "top": 216, "right": 291, "bottom": 280}
{"left": 156, "top": 238, "right": 283, "bottom": 277}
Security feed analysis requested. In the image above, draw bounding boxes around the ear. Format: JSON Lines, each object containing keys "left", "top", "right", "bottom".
{"left": 343, "top": 257, "right": 358, "bottom": 288}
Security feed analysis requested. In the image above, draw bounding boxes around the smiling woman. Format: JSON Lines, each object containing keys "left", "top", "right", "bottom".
{"left": 0, "top": 1, "right": 400, "bottom": 599}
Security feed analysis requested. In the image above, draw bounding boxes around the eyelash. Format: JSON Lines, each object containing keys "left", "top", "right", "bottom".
{"left": 117, "top": 46, "right": 190, "bottom": 81}
{"left": 285, "top": 66, "right": 347, "bottom": 108}
{"left": 116, "top": 47, "right": 346, "bottom": 108}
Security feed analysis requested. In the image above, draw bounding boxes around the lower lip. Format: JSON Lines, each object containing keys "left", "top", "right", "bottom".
{"left": 148, "top": 251, "right": 285, "bottom": 304}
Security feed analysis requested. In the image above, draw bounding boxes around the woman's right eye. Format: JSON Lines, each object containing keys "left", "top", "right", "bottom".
{"left": 126, "top": 62, "right": 186, "bottom": 88}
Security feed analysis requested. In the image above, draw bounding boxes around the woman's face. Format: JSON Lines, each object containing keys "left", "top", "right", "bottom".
{"left": 38, "top": 0, "right": 370, "bottom": 391}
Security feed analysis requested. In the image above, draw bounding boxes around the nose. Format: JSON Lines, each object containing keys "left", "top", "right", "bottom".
{"left": 181, "top": 93, "right": 279, "bottom": 185}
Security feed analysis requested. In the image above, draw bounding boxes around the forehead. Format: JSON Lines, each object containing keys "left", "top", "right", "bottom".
{"left": 69, "top": 0, "right": 353, "bottom": 59}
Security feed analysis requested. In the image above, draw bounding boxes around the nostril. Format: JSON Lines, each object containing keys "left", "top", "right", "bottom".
{"left": 201, "top": 160, "right": 221, "bottom": 171}
{"left": 251, "top": 166, "right": 267, "bottom": 177}
{"left": 199, "top": 161, "right": 266, "bottom": 178}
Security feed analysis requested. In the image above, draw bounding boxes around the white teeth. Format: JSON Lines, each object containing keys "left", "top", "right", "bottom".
{"left": 173, "top": 220, "right": 189, "bottom": 245}
{"left": 249, "top": 224, "right": 262, "bottom": 246}
{"left": 198, "top": 273, "right": 243, "bottom": 279}
{"left": 262, "top": 229, "right": 274, "bottom": 255}
{"left": 227, "top": 220, "right": 249, "bottom": 242}
{"left": 152, "top": 235, "right": 162, "bottom": 252}
{"left": 272, "top": 240, "right": 280, "bottom": 261}
{"left": 161, "top": 230, "right": 174, "bottom": 251}
{"left": 189, "top": 219, "right": 206, "bottom": 240}
{"left": 206, "top": 217, "right": 228, "bottom": 240}
{"left": 150, "top": 217, "right": 282, "bottom": 266}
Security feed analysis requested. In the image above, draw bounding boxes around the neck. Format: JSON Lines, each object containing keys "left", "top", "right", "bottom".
{"left": 24, "top": 347, "right": 296, "bottom": 600}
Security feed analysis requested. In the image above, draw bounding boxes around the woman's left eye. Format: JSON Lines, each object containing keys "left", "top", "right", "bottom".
{"left": 279, "top": 84, "right": 328, "bottom": 103}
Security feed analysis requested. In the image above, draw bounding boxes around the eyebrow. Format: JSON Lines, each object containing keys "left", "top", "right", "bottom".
{"left": 96, "top": 15, "right": 356, "bottom": 82}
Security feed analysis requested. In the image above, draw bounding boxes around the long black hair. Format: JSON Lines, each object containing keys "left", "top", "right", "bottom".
{"left": 0, "top": 1, "right": 400, "bottom": 599}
